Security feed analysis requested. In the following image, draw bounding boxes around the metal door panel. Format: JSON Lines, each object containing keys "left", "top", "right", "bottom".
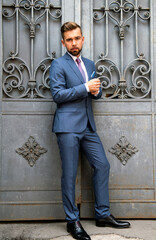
{"left": 81, "top": 0, "right": 155, "bottom": 218}
{"left": 1, "top": 0, "right": 65, "bottom": 220}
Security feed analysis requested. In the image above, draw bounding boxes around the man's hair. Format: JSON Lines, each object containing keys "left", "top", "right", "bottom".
{"left": 61, "top": 22, "right": 82, "bottom": 39}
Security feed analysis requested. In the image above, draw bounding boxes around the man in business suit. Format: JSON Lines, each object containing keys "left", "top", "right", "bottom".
{"left": 50, "top": 22, "right": 130, "bottom": 240}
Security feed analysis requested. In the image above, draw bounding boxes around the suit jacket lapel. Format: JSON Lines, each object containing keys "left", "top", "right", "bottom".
{"left": 64, "top": 52, "right": 87, "bottom": 84}
{"left": 82, "top": 57, "right": 92, "bottom": 81}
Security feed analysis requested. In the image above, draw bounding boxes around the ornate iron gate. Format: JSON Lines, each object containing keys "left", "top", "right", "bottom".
{"left": 1, "top": 0, "right": 64, "bottom": 221}
{"left": 0, "top": 0, "right": 155, "bottom": 220}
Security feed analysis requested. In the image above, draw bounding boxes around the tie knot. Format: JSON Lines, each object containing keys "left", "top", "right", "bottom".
{"left": 76, "top": 58, "right": 81, "bottom": 64}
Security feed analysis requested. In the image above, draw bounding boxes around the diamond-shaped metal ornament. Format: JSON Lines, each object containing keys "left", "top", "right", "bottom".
{"left": 109, "top": 136, "right": 139, "bottom": 165}
{"left": 16, "top": 136, "right": 47, "bottom": 167}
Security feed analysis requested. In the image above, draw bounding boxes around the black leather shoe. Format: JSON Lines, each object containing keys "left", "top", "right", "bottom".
{"left": 67, "top": 221, "right": 91, "bottom": 240}
{"left": 96, "top": 214, "right": 130, "bottom": 228}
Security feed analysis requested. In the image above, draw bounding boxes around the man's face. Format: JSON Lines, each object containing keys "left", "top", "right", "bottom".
{"left": 61, "top": 27, "right": 84, "bottom": 57}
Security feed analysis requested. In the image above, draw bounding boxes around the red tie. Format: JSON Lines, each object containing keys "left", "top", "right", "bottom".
{"left": 76, "top": 58, "right": 86, "bottom": 82}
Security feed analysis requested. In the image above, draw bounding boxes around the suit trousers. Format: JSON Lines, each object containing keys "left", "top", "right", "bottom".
{"left": 56, "top": 124, "right": 110, "bottom": 222}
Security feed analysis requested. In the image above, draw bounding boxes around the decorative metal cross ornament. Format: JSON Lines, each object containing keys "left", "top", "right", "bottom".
{"left": 16, "top": 136, "right": 47, "bottom": 167}
{"left": 109, "top": 136, "right": 139, "bottom": 165}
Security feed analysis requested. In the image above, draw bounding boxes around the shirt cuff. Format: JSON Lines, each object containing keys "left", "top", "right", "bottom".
{"left": 85, "top": 83, "right": 90, "bottom": 92}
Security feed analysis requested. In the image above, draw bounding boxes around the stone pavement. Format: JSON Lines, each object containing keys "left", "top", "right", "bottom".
{"left": 0, "top": 220, "right": 155, "bottom": 240}
{"left": 52, "top": 235, "right": 142, "bottom": 240}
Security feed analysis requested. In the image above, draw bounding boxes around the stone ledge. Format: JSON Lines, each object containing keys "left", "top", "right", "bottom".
{"left": 51, "top": 234, "right": 144, "bottom": 240}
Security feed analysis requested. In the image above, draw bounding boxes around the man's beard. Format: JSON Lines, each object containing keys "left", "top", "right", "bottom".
{"left": 68, "top": 48, "right": 82, "bottom": 56}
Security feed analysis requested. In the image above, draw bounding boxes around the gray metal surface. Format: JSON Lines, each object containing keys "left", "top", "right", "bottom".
{"left": 81, "top": 0, "right": 155, "bottom": 219}
{"left": 1, "top": 0, "right": 64, "bottom": 221}
{"left": 0, "top": 0, "right": 156, "bottom": 220}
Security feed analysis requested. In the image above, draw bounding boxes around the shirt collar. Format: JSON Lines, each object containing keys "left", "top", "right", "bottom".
{"left": 67, "top": 52, "right": 82, "bottom": 62}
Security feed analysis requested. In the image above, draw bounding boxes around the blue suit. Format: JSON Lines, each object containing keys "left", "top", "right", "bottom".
{"left": 50, "top": 52, "right": 110, "bottom": 222}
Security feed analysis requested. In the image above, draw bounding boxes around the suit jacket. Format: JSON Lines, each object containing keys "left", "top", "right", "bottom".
{"left": 49, "top": 52, "right": 102, "bottom": 133}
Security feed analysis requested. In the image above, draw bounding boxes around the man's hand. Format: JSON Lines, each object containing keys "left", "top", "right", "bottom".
{"left": 87, "top": 78, "right": 101, "bottom": 95}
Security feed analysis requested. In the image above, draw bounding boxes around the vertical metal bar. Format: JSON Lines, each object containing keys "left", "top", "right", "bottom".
{"left": 61, "top": 0, "right": 65, "bottom": 55}
{"left": 90, "top": 0, "right": 93, "bottom": 60}
{"left": 120, "top": 0, "right": 124, "bottom": 76}
{"left": 15, "top": 0, "right": 19, "bottom": 56}
{"left": 0, "top": 0, "right": 2, "bottom": 181}
{"left": 74, "top": 0, "right": 81, "bottom": 25}
{"left": 150, "top": 0, "right": 156, "bottom": 199}
{"left": 30, "top": 0, "right": 35, "bottom": 81}
{"left": 81, "top": 0, "right": 92, "bottom": 59}
{"left": 46, "top": 0, "right": 50, "bottom": 57}
{"left": 149, "top": 0, "right": 153, "bottom": 100}
{"left": 135, "top": 0, "right": 139, "bottom": 57}
{"left": 105, "top": 0, "right": 108, "bottom": 58}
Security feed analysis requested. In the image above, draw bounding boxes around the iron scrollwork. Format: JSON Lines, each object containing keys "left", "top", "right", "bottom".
{"left": 2, "top": 0, "right": 62, "bottom": 98}
{"left": 93, "top": 0, "right": 151, "bottom": 99}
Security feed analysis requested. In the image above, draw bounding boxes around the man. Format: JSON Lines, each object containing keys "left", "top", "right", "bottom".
{"left": 50, "top": 22, "right": 130, "bottom": 240}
